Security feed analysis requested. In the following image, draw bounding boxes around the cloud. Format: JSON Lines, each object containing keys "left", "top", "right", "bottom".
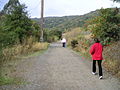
{"left": 44, "top": 0, "right": 120, "bottom": 17}
{"left": 1, "top": 0, "right": 120, "bottom": 17}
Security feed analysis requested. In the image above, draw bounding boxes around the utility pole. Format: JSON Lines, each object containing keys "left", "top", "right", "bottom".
{"left": 40, "top": 0, "right": 44, "bottom": 42}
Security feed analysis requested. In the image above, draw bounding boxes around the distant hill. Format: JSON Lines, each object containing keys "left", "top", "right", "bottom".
{"left": 31, "top": 9, "right": 99, "bottom": 31}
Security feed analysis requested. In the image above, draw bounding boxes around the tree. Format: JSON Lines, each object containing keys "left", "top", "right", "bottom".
{"left": 2, "top": 0, "right": 20, "bottom": 14}
{"left": 112, "top": 0, "right": 120, "bottom": 2}
{"left": 2, "top": 0, "right": 33, "bottom": 43}
{"left": 0, "top": 13, "right": 19, "bottom": 49}
{"left": 87, "top": 8, "right": 120, "bottom": 45}
{"left": 31, "top": 21, "right": 41, "bottom": 41}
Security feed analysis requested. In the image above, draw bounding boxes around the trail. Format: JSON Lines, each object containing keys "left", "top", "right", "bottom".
{"left": 0, "top": 42, "right": 120, "bottom": 90}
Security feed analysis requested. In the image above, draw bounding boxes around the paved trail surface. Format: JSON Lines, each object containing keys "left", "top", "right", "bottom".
{"left": 0, "top": 43, "right": 120, "bottom": 90}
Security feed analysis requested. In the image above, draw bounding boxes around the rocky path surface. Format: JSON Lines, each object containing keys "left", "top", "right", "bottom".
{"left": 0, "top": 43, "right": 120, "bottom": 90}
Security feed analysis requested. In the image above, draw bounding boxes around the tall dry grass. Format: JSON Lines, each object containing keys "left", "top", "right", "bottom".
{"left": 0, "top": 37, "right": 49, "bottom": 70}
{"left": 103, "top": 41, "right": 120, "bottom": 77}
{"left": 64, "top": 27, "right": 83, "bottom": 45}
{"left": 64, "top": 27, "right": 92, "bottom": 50}
{"left": 0, "top": 37, "right": 49, "bottom": 83}
{"left": 1, "top": 42, "right": 48, "bottom": 62}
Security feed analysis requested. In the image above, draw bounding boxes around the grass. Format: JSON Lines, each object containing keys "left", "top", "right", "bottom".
{"left": 20, "top": 46, "right": 49, "bottom": 59}
{"left": 0, "top": 76, "right": 28, "bottom": 86}
{"left": 0, "top": 41, "right": 49, "bottom": 85}
{"left": 0, "top": 48, "right": 48, "bottom": 86}
{"left": 0, "top": 76, "right": 15, "bottom": 85}
{"left": 103, "top": 41, "right": 120, "bottom": 77}
{"left": 1, "top": 42, "right": 49, "bottom": 62}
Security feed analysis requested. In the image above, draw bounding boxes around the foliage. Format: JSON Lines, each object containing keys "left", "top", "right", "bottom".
{"left": 31, "top": 21, "right": 41, "bottom": 41}
{"left": 0, "top": 41, "right": 49, "bottom": 85}
{"left": 3, "top": 4, "right": 33, "bottom": 43}
{"left": 0, "top": 76, "right": 15, "bottom": 85}
{"left": 64, "top": 26, "right": 120, "bottom": 78}
{"left": 32, "top": 10, "right": 99, "bottom": 42}
{"left": 0, "top": 0, "right": 41, "bottom": 48}
{"left": 86, "top": 8, "right": 120, "bottom": 45}
{"left": 0, "top": 31, "right": 19, "bottom": 49}
{"left": 0, "top": 37, "right": 49, "bottom": 85}
{"left": 71, "top": 40, "right": 78, "bottom": 48}
{"left": 2, "top": 0, "right": 20, "bottom": 14}
{"left": 103, "top": 41, "right": 120, "bottom": 76}
{"left": 32, "top": 10, "right": 99, "bottom": 31}
{"left": 0, "top": 0, "right": 43, "bottom": 80}
{"left": 43, "top": 28, "right": 62, "bottom": 42}
{"left": 112, "top": 0, "right": 120, "bottom": 2}
{"left": 64, "top": 27, "right": 92, "bottom": 57}
{"left": 0, "top": 0, "right": 44, "bottom": 67}
{"left": 49, "top": 29, "right": 62, "bottom": 39}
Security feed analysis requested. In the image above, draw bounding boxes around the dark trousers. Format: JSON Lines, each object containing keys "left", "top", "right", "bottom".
{"left": 63, "top": 43, "right": 66, "bottom": 47}
{"left": 92, "top": 60, "right": 103, "bottom": 76}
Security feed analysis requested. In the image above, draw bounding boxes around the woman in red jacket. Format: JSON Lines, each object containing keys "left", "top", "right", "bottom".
{"left": 90, "top": 38, "right": 103, "bottom": 79}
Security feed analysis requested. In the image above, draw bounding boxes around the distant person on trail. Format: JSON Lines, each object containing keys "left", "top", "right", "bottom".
{"left": 90, "top": 38, "right": 103, "bottom": 79}
{"left": 61, "top": 38, "right": 66, "bottom": 47}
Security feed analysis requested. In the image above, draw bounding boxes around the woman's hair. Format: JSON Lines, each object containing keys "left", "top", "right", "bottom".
{"left": 94, "top": 38, "right": 100, "bottom": 43}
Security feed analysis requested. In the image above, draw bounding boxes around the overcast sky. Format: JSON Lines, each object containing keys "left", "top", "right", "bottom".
{"left": 0, "top": 0, "right": 120, "bottom": 18}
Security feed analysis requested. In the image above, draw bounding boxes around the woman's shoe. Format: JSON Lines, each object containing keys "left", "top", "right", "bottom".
{"left": 99, "top": 76, "right": 103, "bottom": 79}
{"left": 92, "top": 72, "right": 96, "bottom": 75}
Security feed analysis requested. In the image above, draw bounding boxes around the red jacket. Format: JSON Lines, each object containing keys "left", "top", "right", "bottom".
{"left": 90, "top": 43, "right": 103, "bottom": 60}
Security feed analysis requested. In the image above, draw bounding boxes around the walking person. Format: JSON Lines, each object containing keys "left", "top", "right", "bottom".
{"left": 90, "top": 38, "right": 103, "bottom": 79}
{"left": 61, "top": 38, "right": 66, "bottom": 47}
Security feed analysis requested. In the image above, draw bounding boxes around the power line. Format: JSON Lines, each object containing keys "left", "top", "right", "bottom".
{"left": 28, "top": 1, "right": 41, "bottom": 11}
{"left": 19, "top": 0, "right": 41, "bottom": 11}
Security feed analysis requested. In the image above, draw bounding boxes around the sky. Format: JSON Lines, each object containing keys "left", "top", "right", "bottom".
{"left": 0, "top": 0, "right": 120, "bottom": 18}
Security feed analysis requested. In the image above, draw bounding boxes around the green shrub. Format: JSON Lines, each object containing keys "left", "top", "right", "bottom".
{"left": 0, "top": 32, "right": 19, "bottom": 49}
{"left": 86, "top": 8, "right": 120, "bottom": 45}
{"left": 71, "top": 40, "right": 78, "bottom": 48}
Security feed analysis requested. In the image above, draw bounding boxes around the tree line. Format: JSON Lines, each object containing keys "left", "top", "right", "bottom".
{"left": 1, "top": 0, "right": 120, "bottom": 49}
{"left": 0, "top": 0, "right": 41, "bottom": 49}
{"left": 0, "top": 0, "right": 63, "bottom": 50}
{"left": 85, "top": 8, "right": 120, "bottom": 45}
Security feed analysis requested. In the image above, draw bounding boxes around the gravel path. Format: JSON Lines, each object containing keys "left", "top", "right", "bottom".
{"left": 0, "top": 42, "right": 120, "bottom": 90}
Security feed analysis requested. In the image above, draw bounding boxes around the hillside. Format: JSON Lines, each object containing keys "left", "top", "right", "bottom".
{"left": 63, "top": 8, "right": 120, "bottom": 78}
{"left": 32, "top": 10, "right": 99, "bottom": 31}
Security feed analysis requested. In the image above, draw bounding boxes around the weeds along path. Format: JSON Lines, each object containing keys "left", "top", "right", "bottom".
{"left": 0, "top": 42, "right": 120, "bottom": 90}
